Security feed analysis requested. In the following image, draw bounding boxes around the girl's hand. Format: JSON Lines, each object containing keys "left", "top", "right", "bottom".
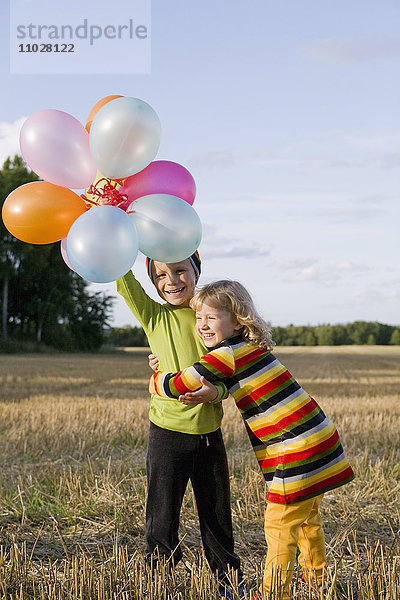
{"left": 148, "top": 353, "right": 159, "bottom": 372}
{"left": 178, "top": 377, "right": 218, "bottom": 405}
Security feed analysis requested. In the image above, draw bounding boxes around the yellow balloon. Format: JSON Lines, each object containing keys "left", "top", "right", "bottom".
{"left": 83, "top": 170, "right": 123, "bottom": 207}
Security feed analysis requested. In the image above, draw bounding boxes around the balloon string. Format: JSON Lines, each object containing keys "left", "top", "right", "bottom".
{"left": 80, "top": 178, "right": 129, "bottom": 208}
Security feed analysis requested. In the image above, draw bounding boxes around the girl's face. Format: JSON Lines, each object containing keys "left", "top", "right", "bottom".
{"left": 195, "top": 302, "right": 242, "bottom": 348}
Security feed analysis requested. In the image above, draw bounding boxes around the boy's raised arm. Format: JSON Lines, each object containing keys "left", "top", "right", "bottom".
{"left": 116, "top": 270, "right": 162, "bottom": 332}
{"left": 150, "top": 345, "right": 235, "bottom": 399}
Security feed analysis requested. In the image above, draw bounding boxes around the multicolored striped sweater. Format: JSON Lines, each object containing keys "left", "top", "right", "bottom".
{"left": 150, "top": 334, "right": 354, "bottom": 504}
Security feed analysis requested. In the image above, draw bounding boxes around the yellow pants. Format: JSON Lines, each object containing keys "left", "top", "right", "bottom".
{"left": 263, "top": 494, "right": 326, "bottom": 599}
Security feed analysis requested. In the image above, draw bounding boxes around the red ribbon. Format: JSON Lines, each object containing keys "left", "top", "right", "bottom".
{"left": 81, "top": 178, "right": 129, "bottom": 209}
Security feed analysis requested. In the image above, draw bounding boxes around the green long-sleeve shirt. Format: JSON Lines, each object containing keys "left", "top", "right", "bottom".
{"left": 116, "top": 271, "right": 224, "bottom": 434}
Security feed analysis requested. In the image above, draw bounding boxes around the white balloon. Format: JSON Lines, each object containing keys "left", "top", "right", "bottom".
{"left": 127, "top": 194, "right": 202, "bottom": 263}
{"left": 66, "top": 205, "right": 138, "bottom": 283}
{"left": 89, "top": 97, "right": 161, "bottom": 179}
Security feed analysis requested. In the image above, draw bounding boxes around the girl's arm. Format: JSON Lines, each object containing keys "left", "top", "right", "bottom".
{"left": 178, "top": 377, "right": 219, "bottom": 405}
{"left": 149, "top": 352, "right": 229, "bottom": 404}
{"left": 150, "top": 345, "right": 235, "bottom": 398}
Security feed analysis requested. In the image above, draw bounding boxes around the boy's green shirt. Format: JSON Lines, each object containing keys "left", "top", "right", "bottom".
{"left": 116, "top": 271, "right": 225, "bottom": 434}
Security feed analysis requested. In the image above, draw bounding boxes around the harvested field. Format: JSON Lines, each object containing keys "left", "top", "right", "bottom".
{"left": 0, "top": 347, "right": 399, "bottom": 598}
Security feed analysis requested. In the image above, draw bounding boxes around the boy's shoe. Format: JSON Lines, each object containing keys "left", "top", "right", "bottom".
{"left": 219, "top": 581, "right": 249, "bottom": 599}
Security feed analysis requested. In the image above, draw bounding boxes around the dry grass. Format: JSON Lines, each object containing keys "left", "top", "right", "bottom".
{"left": 0, "top": 347, "right": 399, "bottom": 599}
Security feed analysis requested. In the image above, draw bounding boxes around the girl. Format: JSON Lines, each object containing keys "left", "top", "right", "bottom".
{"left": 150, "top": 280, "right": 354, "bottom": 599}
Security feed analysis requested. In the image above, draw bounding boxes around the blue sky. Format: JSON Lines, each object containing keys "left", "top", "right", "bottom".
{"left": 1, "top": 0, "right": 399, "bottom": 327}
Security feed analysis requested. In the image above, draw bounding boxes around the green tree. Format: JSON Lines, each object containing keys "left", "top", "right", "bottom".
{"left": 106, "top": 325, "right": 148, "bottom": 347}
{"left": 67, "top": 280, "right": 114, "bottom": 351}
{"left": 374, "top": 322, "right": 394, "bottom": 345}
{"left": 315, "top": 325, "right": 335, "bottom": 346}
{"left": 271, "top": 326, "right": 285, "bottom": 346}
{"left": 331, "top": 324, "right": 350, "bottom": 345}
{"left": 0, "top": 156, "right": 113, "bottom": 350}
{"left": 390, "top": 329, "right": 400, "bottom": 345}
{"left": 303, "top": 330, "right": 317, "bottom": 346}
{"left": 0, "top": 156, "right": 39, "bottom": 338}
{"left": 347, "top": 321, "right": 369, "bottom": 344}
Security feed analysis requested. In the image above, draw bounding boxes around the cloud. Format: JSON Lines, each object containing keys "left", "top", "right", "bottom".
{"left": 202, "top": 244, "right": 270, "bottom": 260}
{"left": 342, "top": 131, "right": 400, "bottom": 151}
{"left": 290, "top": 266, "right": 325, "bottom": 282}
{"left": 334, "top": 261, "right": 369, "bottom": 273}
{"left": 258, "top": 155, "right": 400, "bottom": 171}
{"left": 351, "top": 288, "right": 390, "bottom": 305}
{"left": 256, "top": 131, "right": 400, "bottom": 172}
{"left": 256, "top": 156, "right": 370, "bottom": 170}
{"left": 0, "top": 117, "right": 25, "bottom": 166}
{"left": 302, "top": 36, "right": 400, "bottom": 64}
{"left": 287, "top": 260, "right": 372, "bottom": 284}
{"left": 273, "top": 258, "right": 317, "bottom": 270}
{"left": 380, "top": 154, "right": 400, "bottom": 169}
{"left": 316, "top": 205, "right": 382, "bottom": 223}
{"left": 353, "top": 193, "right": 392, "bottom": 205}
{"left": 199, "top": 225, "right": 270, "bottom": 260}
{"left": 188, "top": 151, "right": 236, "bottom": 171}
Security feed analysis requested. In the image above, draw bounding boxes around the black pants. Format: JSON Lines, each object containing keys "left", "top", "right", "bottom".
{"left": 145, "top": 422, "right": 242, "bottom": 581}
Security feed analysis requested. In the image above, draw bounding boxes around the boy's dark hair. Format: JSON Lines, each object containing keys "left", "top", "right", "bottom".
{"left": 146, "top": 251, "right": 201, "bottom": 284}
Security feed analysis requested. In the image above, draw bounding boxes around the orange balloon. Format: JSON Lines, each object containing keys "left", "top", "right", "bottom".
{"left": 85, "top": 95, "right": 123, "bottom": 132}
{"left": 2, "top": 182, "right": 87, "bottom": 244}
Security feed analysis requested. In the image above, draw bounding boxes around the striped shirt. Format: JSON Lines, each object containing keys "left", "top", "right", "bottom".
{"left": 151, "top": 334, "right": 354, "bottom": 504}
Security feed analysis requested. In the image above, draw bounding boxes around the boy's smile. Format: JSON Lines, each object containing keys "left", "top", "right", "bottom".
{"left": 195, "top": 302, "right": 242, "bottom": 347}
{"left": 152, "top": 260, "right": 196, "bottom": 307}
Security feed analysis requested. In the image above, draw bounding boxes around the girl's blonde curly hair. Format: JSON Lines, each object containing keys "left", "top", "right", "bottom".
{"left": 190, "top": 280, "right": 275, "bottom": 350}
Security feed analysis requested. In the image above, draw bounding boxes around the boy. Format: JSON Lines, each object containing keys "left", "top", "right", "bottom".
{"left": 116, "top": 254, "right": 243, "bottom": 593}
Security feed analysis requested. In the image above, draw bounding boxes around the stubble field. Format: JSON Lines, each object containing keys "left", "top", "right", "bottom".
{"left": 0, "top": 346, "right": 399, "bottom": 599}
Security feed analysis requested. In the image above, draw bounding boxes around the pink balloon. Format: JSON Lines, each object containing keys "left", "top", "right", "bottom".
{"left": 60, "top": 237, "right": 74, "bottom": 271}
{"left": 119, "top": 160, "right": 196, "bottom": 206}
{"left": 20, "top": 109, "right": 97, "bottom": 189}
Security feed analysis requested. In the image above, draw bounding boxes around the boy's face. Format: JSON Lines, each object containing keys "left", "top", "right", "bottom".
{"left": 195, "top": 302, "right": 242, "bottom": 348}
{"left": 152, "top": 259, "right": 196, "bottom": 307}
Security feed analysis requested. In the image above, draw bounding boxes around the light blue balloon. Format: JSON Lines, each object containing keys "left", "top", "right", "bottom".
{"left": 66, "top": 205, "right": 138, "bottom": 283}
{"left": 89, "top": 97, "right": 161, "bottom": 179}
{"left": 127, "top": 194, "right": 202, "bottom": 263}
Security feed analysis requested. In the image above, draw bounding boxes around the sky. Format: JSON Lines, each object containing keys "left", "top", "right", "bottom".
{"left": 1, "top": 0, "right": 399, "bottom": 328}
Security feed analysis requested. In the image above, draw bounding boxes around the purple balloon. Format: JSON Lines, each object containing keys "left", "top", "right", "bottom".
{"left": 60, "top": 237, "right": 74, "bottom": 271}
{"left": 20, "top": 109, "right": 97, "bottom": 189}
{"left": 119, "top": 160, "right": 196, "bottom": 206}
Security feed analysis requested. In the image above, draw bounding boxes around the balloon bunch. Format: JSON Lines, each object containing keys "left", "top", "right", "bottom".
{"left": 2, "top": 95, "right": 202, "bottom": 283}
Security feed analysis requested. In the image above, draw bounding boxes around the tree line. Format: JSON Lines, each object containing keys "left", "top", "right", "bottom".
{"left": 272, "top": 322, "right": 400, "bottom": 346}
{"left": 106, "top": 321, "right": 400, "bottom": 348}
{"left": 1, "top": 156, "right": 113, "bottom": 351}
